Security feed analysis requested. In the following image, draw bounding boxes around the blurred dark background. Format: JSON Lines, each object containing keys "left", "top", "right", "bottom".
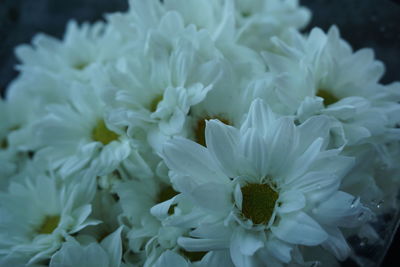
{"left": 0, "top": 0, "right": 399, "bottom": 266}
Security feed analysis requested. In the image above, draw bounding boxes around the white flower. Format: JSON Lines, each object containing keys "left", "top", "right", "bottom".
{"left": 50, "top": 226, "right": 124, "bottom": 267}
{"left": 161, "top": 99, "right": 371, "bottom": 266}
{"left": 115, "top": 172, "right": 188, "bottom": 266}
{"left": 33, "top": 84, "right": 135, "bottom": 177}
{"left": 235, "top": 0, "right": 311, "bottom": 51}
{"left": 101, "top": 11, "right": 224, "bottom": 152}
{"left": 15, "top": 20, "right": 125, "bottom": 83}
{"left": 0, "top": 100, "right": 31, "bottom": 188}
{"left": 257, "top": 26, "right": 400, "bottom": 145}
{"left": 0, "top": 165, "right": 99, "bottom": 264}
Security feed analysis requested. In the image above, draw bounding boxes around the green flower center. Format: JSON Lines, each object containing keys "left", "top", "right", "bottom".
{"left": 316, "top": 89, "right": 339, "bottom": 106}
{"left": 241, "top": 183, "right": 279, "bottom": 225}
{"left": 92, "top": 120, "right": 119, "bottom": 145}
{"left": 37, "top": 215, "right": 60, "bottom": 234}
{"left": 150, "top": 95, "right": 163, "bottom": 112}
{"left": 157, "top": 185, "right": 179, "bottom": 215}
{"left": 194, "top": 116, "right": 230, "bottom": 147}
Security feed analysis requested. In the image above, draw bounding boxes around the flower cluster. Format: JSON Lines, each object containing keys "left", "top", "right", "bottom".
{"left": 1, "top": 0, "right": 400, "bottom": 266}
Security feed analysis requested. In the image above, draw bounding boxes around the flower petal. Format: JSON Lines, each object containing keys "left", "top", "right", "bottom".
{"left": 271, "top": 212, "right": 328, "bottom": 246}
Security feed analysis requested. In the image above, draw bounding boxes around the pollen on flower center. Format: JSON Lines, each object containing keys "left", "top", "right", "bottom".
{"left": 150, "top": 95, "right": 163, "bottom": 112}
{"left": 316, "top": 89, "right": 339, "bottom": 106}
{"left": 241, "top": 183, "right": 279, "bottom": 225}
{"left": 194, "top": 116, "right": 231, "bottom": 146}
{"left": 37, "top": 215, "right": 60, "bottom": 234}
{"left": 92, "top": 120, "right": 119, "bottom": 145}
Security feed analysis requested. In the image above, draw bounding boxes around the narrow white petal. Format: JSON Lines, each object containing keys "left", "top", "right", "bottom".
{"left": 162, "top": 137, "right": 227, "bottom": 184}
{"left": 240, "top": 129, "right": 269, "bottom": 178}
{"left": 205, "top": 120, "right": 241, "bottom": 178}
{"left": 100, "top": 226, "right": 123, "bottom": 267}
{"left": 271, "top": 212, "right": 328, "bottom": 246}
{"left": 241, "top": 98, "right": 276, "bottom": 137}
{"left": 154, "top": 250, "right": 189, "bottom": 267}
{"left": 277, "top": 190, "right": 306, "bottom": 214}
{"left": 265, "top": 238, "right": 293, "bottom": 263}
{"left": 233, "top": 228, "right": 264, "bottom": 256}
{"left": 178, "top": 237, "right": 228, "bottom": 251}
{"left": 321, "top": 227, "right": 351, "bottom": 261}
{"left": 191, "top": 183, "right": 232, "bottom": 213}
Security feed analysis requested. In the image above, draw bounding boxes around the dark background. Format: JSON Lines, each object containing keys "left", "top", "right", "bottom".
{"left": 0, "top": 0, "right": 399, "bottom": 266}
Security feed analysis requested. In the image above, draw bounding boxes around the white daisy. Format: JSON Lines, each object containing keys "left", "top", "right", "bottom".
{"left": 161, "top": 99, "right": 372, "bottom": 266}
{"left": 257, "top": 26, "right": 400, "bottom": 145}
{"left": 33, "top": 83, "right": 135, "bottom": 177}
{"left": 235, "top": 0, "right": 311, "bottom": 52}
{"left": 49, "top": 226, "right": 124, "bottom": 267}
{"left": 101, "top": 11, "right": 225, "bottom": 152}
{"left": 115, "top": 172, "right": 187, "bottom": 266}
{"left": 15, "top": 20, "right": 125, "bottom": 83}
{"left": 0, "top": 165, "right": 99, "bottom": 264}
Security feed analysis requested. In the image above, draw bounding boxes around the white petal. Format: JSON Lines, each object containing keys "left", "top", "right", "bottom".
{"left": 297, "top": 115, "right": 332, "bottom": 153}
{"left": 285, "top": 137, "right": 323, "bottom": 183}
{"left": 277, "top": 190, "right": 306, "bottom": 214}
{"left": 229, "top": 232, "right": 258, "bottom": 267}
{"left": 191, "top": 183, "right": 232, "bottom": 213}
{"left": 265, "top": 238, "right": 293, "bottom": 263}
{"left": 154, "top": 250, "right": 189, "bottom": 267}
{"left": 200, "top": 250, "right": 234, "bottom": 267}
{"left": 267, "top": 118, "right": 297, "bottom": 176}
{"left": 205, "top": 120, "right": 241, "bottom": 178}
{"left": 271, "top": 212, "right": 328, "bottom": 246}
{"left": 241, "top": 98, "right": 276, "bottom": 137}
{"left": 233, "top": 228, "right": 264, "bottom": 256}
{"left": 321, "top": 227, "right": 351, "bottom": 261}
{"left": 240, "top": 128, "right": 269, "bottom": 178}
{"left": 312, "top": 191, "right": 373, "bottom": 228}
{"left": 100, "top": 226, "right": 123, "bottom": 267}
{"left": 178, "top": 237, "right": 228, "bottom": 251}
{"left": 162, "top": 137, "right": 227, "bottom": 185}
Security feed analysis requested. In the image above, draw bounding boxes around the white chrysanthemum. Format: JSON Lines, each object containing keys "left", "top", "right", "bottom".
{"left": 101, "top": 12, "right": 225, "bottom": 151}
{"left": 257, "top": 26, "right": 400, "bottom": 145}
{"left": 33, "top": 84, "right": 136, "bottom": 177}
{"left": 15, "top": 20, "right": 125, "bottom": 83}
{"left": 235, "top": 0, "right": 311, "bottom": 51}
{"left": 49, "top": 227, "right": 123, "bottom": 267}
{"left": 122, "top": 0, "right": 309, "bottom": 49}
{"left": 181, "top": 37, "right": 265, "bottom": 147}
{"left": 161, "top": 99, "right": 372, "bottom": 266}
{"left": 116, "top": 172, "right": 189, "bottom": 266}
{"left": 0, "top": 165, "right": 99, "bottom": 264}
{"left": 0, "top": 100, "right": 31, "bottom": 187}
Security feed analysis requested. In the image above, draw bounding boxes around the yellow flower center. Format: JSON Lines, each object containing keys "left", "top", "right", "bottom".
{"left": 157, "top": 185, "right": 179, "bottom": 215}
{"left": 37, "top": 215, "right": 60, "bottom": 234}
{"left": 241, "top": 183, "right": 279, "bottom": 225}
{"left": 150, "top": 95, "right": 163, "bottom": 112}
{"left": 316, "top": 89, "right": 339, "bottom": 106}
{"left": 194, "top": 116, "right": 231, "bottom": 147}
{"left": 92, "top": 120, "right": 119, "bottom": 145}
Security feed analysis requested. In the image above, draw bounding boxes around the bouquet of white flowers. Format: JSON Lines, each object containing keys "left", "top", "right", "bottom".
{"left": 1, "top": 0, "right": 399, "bottom": 266}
